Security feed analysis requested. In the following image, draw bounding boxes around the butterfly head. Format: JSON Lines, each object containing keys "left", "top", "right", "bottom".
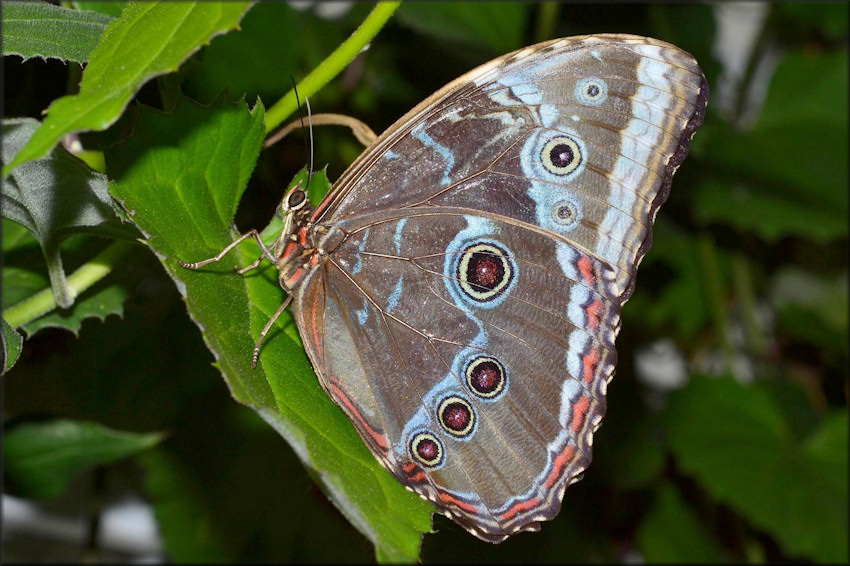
{"left": 282, "top": 182, "right": 309, "bottom": 215}
{"left": 276, "top": 180, "right": 312, "bottom": 222}
{"left": 272, "top": 180, "right": 322, "bottom": 290}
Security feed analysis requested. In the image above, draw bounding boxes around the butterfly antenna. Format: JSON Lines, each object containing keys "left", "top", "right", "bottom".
{"left": 290, "top": 76, "right": 313, "bottom": 192}
{"left": 305, "top": 96, "right": 314, "bottom": 191}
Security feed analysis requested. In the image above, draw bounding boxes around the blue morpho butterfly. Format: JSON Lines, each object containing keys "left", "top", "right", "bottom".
{"left": 179, "top": 34, "right": 707, "bottom": 542}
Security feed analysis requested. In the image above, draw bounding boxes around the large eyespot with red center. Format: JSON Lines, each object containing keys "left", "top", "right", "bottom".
{"left": 437, "top": 396, "right": 476, "bottom": 438}
{"left": 409, "top": 431, "right": 445, "bottom": 468}
{"left": 541, "top": 135, "right": 583, "bottom": 176}
{"left": 456, "top": 242, "right": 515, "bottom": 304}
{"left": 465, "top": 356, "right": 507, "bottom": 400}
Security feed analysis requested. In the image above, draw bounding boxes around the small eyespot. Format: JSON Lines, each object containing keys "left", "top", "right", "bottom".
{"left": 466, "top": 356, "right": 507, "bottom": 399}
{"left": 437, "top": 396, "right": 476, "bottom": 437}
{"left": 457, "top": 242, "right": 514, "bottom": 302}
{"left": 287, "top": 189, "right": 307, "bottom": 210}
{"left": 551, "top": 198, "right": 582, "bottom": 229}
{"left": 409, "top": 431, "right": 444, "bottom": 468}
{"left": 575, "top": 78, "right": 608, "bottom": 106}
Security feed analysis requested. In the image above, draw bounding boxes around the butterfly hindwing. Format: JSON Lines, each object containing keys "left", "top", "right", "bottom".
{"left": 294, "top": 210, "right": 620, "bottom": 541}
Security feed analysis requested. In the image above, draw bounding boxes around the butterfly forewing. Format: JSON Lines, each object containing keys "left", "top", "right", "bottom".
{"left": 320, "top": 34, "right": 706, "bottom": 299}
{"left": 289, "top": 34, "right": 707, "bottom": 541}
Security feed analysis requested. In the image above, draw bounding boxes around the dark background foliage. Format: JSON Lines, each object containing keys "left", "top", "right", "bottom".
{"left": 2, "top": 1, "right": 847, "bottom": 563}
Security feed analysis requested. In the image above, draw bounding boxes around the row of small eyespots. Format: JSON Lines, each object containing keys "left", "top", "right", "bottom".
{"left": 409, "top": 356, "right": 508, "bottom": 468}
{"left": 536, "top": 133, "right": 586, "bottom": 233}
{"left": 540, "top": 79, "right": 606, "bottom": 178}
{"left": 539, "top": 79, "right": 607, "bottom": 178}
{"left": 537, "top": 78, "right": 608, "bottom": 230}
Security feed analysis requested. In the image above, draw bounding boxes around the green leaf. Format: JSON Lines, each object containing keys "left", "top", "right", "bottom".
{"left": 2, "top": 229, "right": 137, "bottom": 339}
{"left": 2, "top": 213, "right": 39, "bottom": 253}
{"left": 396, "top": 2, "right": 530, "bottom": 54}
{"left": 73, "top": 1, "right": 127, "bottom": 19}
{"left": 629, "top": 220, "right": 717, "bottom": 338}
{"left": 771, "top": 268, "right": 848, "bottom": 355}
{"left": 104, "top": 94, "right": 432, "bottom": 562}
{"left": 771, "top": 268, "right": 848, "bottom": 334}
{"left": 693, "top": 177, "right": 847, "bottom": 243}
{"left": 180, "top": 2, "right": 303, "bottom": 105}
{"left": 3, "top": 419, "right": 164, "bottom": 499}
{"left": 637, "top": 483, "right": 731, "bottom": 563}
{"left": 1, "top": 0, "right": 114, "bottom": 64}
{"left": 804, "top": 411, "right": 849, "bottom": 505}
{"left": 2, "top": 1, "right": 253, "bottom": 177}
{"left": 141, "top": 449, "right": 231, "bottom": 561}
{"left": 695, "top": 48, "right": 848, "bottom": 242}
{"left": 774, "top": 2, "right": 849, "bottom": 40}
{"left": 0, "top": 262, "right": 45, "bottom": 314}
{"left": 2, "top": 118, "right": 139, "bottom": 308}
{"left": 664, "top": 376, "right": 849, "bottom": 562}
{"left": 21, "top": 284, "right": 129, "bottom": 337}
{"left": 1, "top": 316, "right": 24, "bottom": 374}
{"left": 592, "top": 380, "right": 665, "bottom": 491}
{"left": 1, "top": 219, "right": 43, "bottom": 310}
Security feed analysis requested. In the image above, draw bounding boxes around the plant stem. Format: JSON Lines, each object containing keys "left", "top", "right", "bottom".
{"left": 84, "top": 466, "right": 107, "bottom": 561}
{"left": 3, "top": 240, "right": 136, "bottom": 329}
{"left": 731, "top": 253, "right": 767, "bottom": 358}
{"left": 45, "top": 245, "right": 75, "bottom": 309}
{"left": 534, "top": 2, "right": 560, "bottom": 43}
{"left": 697, "top": 232, "right": 734, "bottom": 372}
{"left": 264, "top": 1, "right": 402, "bottom": 134}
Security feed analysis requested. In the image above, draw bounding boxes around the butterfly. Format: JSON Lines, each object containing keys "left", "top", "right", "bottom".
{"left": 179, "top": 34, "right": 707, "bottom": 542}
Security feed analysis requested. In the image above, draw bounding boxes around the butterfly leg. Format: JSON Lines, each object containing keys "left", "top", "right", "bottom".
{"left": 177, "top": 229, "right": 274, "bottom": 272}
{"left": 252, "top": 294, "right": 293, "bottom": 369}
{"left": 236, "top": 257, "right": 264, "bottom": 275}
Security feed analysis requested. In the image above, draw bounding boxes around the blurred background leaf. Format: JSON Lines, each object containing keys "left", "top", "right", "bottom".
{"left": 665, "top": 376, "right": 848, "bottom": 562}
{"left": 636, "top": 483, "right": 732, "bottom": 563}
{"left": 3, "top": 419, "right": 164, "bottom": 500}
{"left": 395, "top": 2, "right": 531, "bottom": 54}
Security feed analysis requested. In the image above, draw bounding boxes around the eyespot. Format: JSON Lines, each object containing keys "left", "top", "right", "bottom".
{"left": 541, "top": 136, "right": 582, "bottom": 176}
{"left": 551, "top": 198, "right": 582, "bottom": 230}
{"left": 457, "top": 242, "right": 514, "bottom": 303}
{"left": 409, "top": 431, "right": 444, "bottom": 468}
{"left": 465, "top": 356, "right": 507, "bottom": 399}
{"left": 437, "top": 396, "right": 476, "bottom": 438}
{"left": 575, "top": 78, "right": 608, "bottom": 106}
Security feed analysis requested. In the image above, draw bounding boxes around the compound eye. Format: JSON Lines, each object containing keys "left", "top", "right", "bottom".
{"left": 287, "top": 189, "right": 307, "bottom": 211}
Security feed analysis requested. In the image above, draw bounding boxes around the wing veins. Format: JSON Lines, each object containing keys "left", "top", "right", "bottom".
{"left": 420, "top": 278, "right": 599, "bottom": 465}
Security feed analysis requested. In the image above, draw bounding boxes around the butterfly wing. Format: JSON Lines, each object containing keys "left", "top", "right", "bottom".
{"left": 316, "top": 34, "right": 707, "bottom": 300}
{"left": 296, "top": 210, "right": 620, "bottom": 541}
{"left": 293, "top": 34, "right": 707, "bottom": 541}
